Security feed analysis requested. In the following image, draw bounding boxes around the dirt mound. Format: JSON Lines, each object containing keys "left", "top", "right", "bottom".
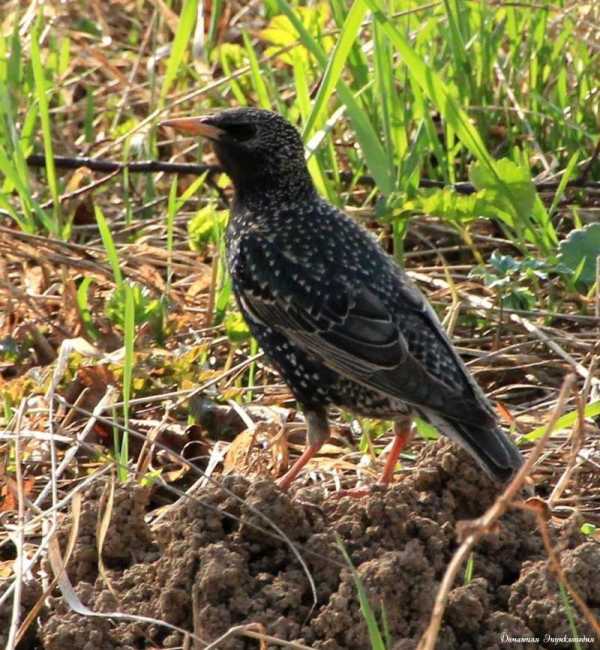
{"left": 35, "top": 440, "right": 600, "bottom": 649}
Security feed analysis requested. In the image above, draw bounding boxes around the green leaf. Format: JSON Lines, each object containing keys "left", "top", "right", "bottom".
{"left": 120, "top": 282, "right": 136, "bottom": 481}
{"left": 188, "top": 204, "right": 229, "bottom": 252}
{"left": 549, "top": 151, "right": 579, "bottom": 217}
{"left": 95, "top": 204, "right": 123, "bottom": 289}
{"left": 76, "top": 276, "right": 100, "bottom": 341}
{"left": 243, "top": 33, "right": 272, "bottom": 110}
{"left": 415, "top": 417, "right": 439, "bottom": 440}
{"left": 557, "top": 223, "right": 600, "bottom": 289}
{"left": 470, "top": 158, "right": 535, "bottom": 220}
{"left": 581, "top": 522, "right": 597, "bottom": 536}
{"left": 224, "top": 311, "right": 251, "bottom": 345}
{"left": 259, "top": 4, "right": 332, "bottom": 65}
{"left": 523, "top": 400, "right": 600, "bottom": 442}
{"left": 31, "top": 13, "right": 61, "bottom": 233}
{"left": 273, "top": 0, "right": 394, "bottom": 194}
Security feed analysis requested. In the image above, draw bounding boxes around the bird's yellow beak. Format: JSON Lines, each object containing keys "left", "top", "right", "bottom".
{"left": 160, "top": 116, "right": 226, "bottom": 141}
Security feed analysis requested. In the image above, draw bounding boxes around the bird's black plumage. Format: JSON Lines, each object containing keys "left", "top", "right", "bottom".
{"left": 178, "top": 107, "right": 523, "bottom": 484}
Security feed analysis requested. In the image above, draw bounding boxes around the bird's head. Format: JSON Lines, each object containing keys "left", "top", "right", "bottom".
{"left": 161, "top": 107, "right": 312, "bottom": 197}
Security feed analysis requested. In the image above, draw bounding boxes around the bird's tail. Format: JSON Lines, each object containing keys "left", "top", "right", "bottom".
{"left": 420, "top": 409, "right": 524, "bottom": 483}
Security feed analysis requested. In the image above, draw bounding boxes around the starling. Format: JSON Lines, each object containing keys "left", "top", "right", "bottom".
{"left": 162, "top": 108, "right": 524, "bottom": 490}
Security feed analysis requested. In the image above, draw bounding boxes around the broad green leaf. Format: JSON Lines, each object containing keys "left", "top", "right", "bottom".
{"left": 470, "top": 157, "right": 535, "bottom": 218}
{"left": 259, "top": 5, "right": 332, "bottom": 65}
{"left": 557, "top": 223, "right": 600, "bottom": 288}
{"left": 224, "top": 311, "right": 251, "bottom": 345}
{"left": 188, "top": 204, "right": 229, "bottom": 252}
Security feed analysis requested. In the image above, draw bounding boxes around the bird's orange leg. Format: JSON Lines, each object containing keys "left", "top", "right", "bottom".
{"left": 333, "top": 417, "right": 414, "bottom": 498}
{"left": 379, "top": 417, "right": 414, "bottom": 485}
{"left": 277, "top": 442, "right": 324, "bottom": 491}
{"left": 277, "top": 407, "right": 329, "bottom": 491}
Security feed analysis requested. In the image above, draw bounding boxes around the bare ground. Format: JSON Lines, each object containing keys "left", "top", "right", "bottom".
{"left": 5, "top": 440, "right": 596, "bottom": 650}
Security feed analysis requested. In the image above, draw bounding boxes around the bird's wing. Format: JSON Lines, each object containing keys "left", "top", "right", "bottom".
{"left": 234, "top": 233, "right": 495, "bottom": 427}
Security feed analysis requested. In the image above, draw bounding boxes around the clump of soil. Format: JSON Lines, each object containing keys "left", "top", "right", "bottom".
{"left": 34, "top": 440, "right": 600, "bottom": 649}
{"left": 57, "top": 480, "right": 158, "bottom": 586}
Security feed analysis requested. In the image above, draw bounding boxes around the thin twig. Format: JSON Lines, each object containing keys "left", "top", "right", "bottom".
{"left": 24, "top": 153, "right": 600, "bottom": 194}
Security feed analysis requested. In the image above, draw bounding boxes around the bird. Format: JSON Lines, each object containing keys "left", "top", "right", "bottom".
{"left": 161, "top": 107, "right": 524, "bottom": 492}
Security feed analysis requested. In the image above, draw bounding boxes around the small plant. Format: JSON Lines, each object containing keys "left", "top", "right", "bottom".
{"left": 580, "top": 522, "right": 598, "bottom": 537}
{"left": 105, "top": 283, "right": 165, "bottom": 341}
{"left": 464, "top": 552, "right": 475, "bottom": 585}
{"left": 469, "top": 250, "right": 568, "bottom": 311}
{"left": 187, "top": 204, "right": 229, "bottom": 253}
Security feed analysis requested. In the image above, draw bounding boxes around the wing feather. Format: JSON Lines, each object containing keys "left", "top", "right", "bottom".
{"left": 234, "top": 233, "right": 496, "bottom": 427}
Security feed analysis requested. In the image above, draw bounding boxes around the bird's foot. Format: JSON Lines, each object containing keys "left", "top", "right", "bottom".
{"left": 330, "top": 481, "right": 397, "bottom": 499}
{"left": 331, "top": 423, "right": 413, "bottom": 498}
{"left": 330, "top": 485, "right": 374, "bottom": 499}
{"left": 276, "top": 442, "right": 324, "bottom": 491}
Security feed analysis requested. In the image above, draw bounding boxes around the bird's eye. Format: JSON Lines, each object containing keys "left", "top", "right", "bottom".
{"left": 224, "top": 123, "right": 256, "bottom": 142}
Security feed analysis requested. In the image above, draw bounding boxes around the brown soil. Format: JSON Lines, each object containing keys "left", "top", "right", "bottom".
{"left": 20, "top": 441, "right": 600, "bottom": 649}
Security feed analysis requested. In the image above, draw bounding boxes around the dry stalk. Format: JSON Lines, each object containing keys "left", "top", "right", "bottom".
{"left": 417, "top": 373, "right": 577, "bottom": 650}
{"left": 548, "top": 390, "right": 586, "bottom": 507}
{"left": 6, "top": 400, "right": 28, "bottom": 650}
{"left": 15, "top": 492, "right": 83, "bottom": 646}
{"left": 411, "top": 271, "right": 600, "bottom": 389}
{"left": 202, "top": 622, "right": 315, "bottom": 650}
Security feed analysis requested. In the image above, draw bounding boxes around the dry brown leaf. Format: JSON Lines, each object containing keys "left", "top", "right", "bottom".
{"left": 0, "top": 560, "right": 13, "bottom": 578}
{"left": 0, "top": 476, "right": 35, "bottom": 513}
{"left": 223, "top": 421, "right": 286, "bottom": 479}
{"left": 185, "top": 266, "right": 214, "bottom": 298}
{"left": 62, "top": 277, "right": 83, "bottom": 336}
{"left": 23, "top": 264, "right": 47, "bottom": 296}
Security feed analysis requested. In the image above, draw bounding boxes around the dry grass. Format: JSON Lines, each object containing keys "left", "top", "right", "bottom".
{"left": 1, "top": 1, "right": 599, "bottom": 648}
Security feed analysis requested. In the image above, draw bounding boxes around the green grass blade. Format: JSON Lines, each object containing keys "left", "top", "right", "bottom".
{"left": 549, "top": 151, "right": 579, "bottom": 217}
{"left": 464, "top": 552, "right": 475, "bottom": 584}
{"left": 364, "top": 0, "right": 495, "bottom": 172}
{"left": 159, "top": 0, "right": 198, "bottom": 103}
{"left": 522, "top": 400, "right": 600, "bottom": 442}
{"left": 76, "top": 277, "right": 100, "bottom": 341}
{"left": 293, "top": 53, "right": 333, "bottom": 200}
{"left": 205, "top": 0, "right": 223, "bottom": 57}
{"left": 243, "top": 33, "right": 272, "bottom": 110}
{"left": 166, "top": 177, "right": 178, "bottom": 293}
{"left": 274, "top": 0, "right": 393, "bottom": 193}
{"left": 302, "top": 0, "right": 368, "bottom": 140}
{"left": 120, "top": 283, "right": 135, "bottom": 482}
{"left": 30, "top": 14, "right": 61, "bottom": 234}
{"left": 558, "top": 583, "right": 582, "bottom": 650}
{"left": 442, "top": 0, "right": 472, "bottom": 101}
{"left": 372, "top": 16, "right": 395, "bottom": 172}
{"left": 95, "top": 204, "right": 123, "bottom": 289}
